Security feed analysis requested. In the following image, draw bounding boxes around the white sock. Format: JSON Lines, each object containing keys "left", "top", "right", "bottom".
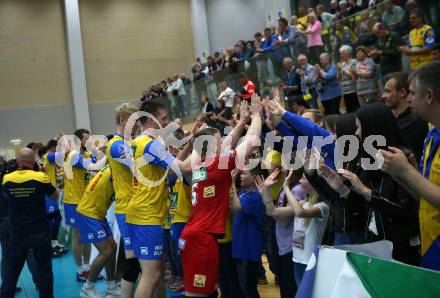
{"left": 77, "top": 265, "right": 84, "bottom": 274}
{"left": 83, "top": 264, "right": 91, "bottom": 271}
{"left": 84, "top": 280, "right": 95, "bottom": 289}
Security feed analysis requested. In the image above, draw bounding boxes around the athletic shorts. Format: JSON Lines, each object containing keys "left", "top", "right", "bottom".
{"left": 179, "top": 230, "right": 219, "bottom": 294}
{"left": 115, "top": 213, "right": 132, "bottom": 250}
{"left": 127, "top": 224, "right": 164, "bottom": 260}
{"left": 76, "top": 213, "right": 112, "bottom": 244}
{"left": 64, "top": 203, "right": 78, "bottom": 227}
{"left": 171, "top": 222, "right": 186, "bottom": 260}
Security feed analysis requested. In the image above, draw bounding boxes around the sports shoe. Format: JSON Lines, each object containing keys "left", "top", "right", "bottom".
{"left": 169, "top": 277, "right": 184, "bottom": 290}
{"left": 105, "top": 282, "right": 122, "bottom": 297}
{"left": 76, "top": 271, "right": 89, "bottom": 282}
{"left": 80, "top": 285, "right": 103, "bottom": 298}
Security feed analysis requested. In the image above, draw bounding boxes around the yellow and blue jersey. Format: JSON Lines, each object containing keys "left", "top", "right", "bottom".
{"left": 126, "top": 133, "right": 176, "bottom": 226}
{"left": 2, "top": 169, "right": 56, "bottom": 235}
{"left": 42, "top": 153, "right": 57, "bottom": 186}
{"left": 419, "top": 128, "right": 440, "bottom": 270}
{"left": 107, "top": 134, "right": 134, "bottom": 214}
{"left": 48, "top": 149, "right": 96, "bottom": 205}
{"left": 168, "top": 176, "right": 192, "bottom": 224}
{"left": 77, "top": 165, "right": 114, "bottom": 220}
{"left": 408, "top": 24, "right": 436, "bottom": 70}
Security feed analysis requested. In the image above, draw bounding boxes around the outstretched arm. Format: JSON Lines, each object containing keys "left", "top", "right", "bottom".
{"left": 235, "top": 95, "right": 263, "bottom": 160}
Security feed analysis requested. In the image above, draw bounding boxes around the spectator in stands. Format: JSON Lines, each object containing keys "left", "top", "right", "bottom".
{"left": 400, "top": 8, "right": 436, "bottom": 70}
{"left": 432, "top": 43, "right": 440, "bottom": 61}
{"left": 315, "top": 53, "right": 342, "bottom": 115}
{"left": 290, "top": 15, "right": 305, "bottom": 31}
{"left": 347, "top": 0, "right": 363, "bottom": 16}
{"left": 355, "top": 12, "right": 372, "bottom": 41}
{"left": 370, "top": 22, "right": 402, "bottom": 77}
{"left": 199, "top": 95, "right": 214, "bottom": 115}
{"left": 254, "top": 32, "right": 263, "bottom": 50}
{"left": 208, "top": 99, "right": 233, "bottom": 136}
{"left": 180, "top": 73, "right": 193, "bottom": 115}
{"left": 140, "top": 89, "right": 152, "bottom": 102}
{"left": 382, "top": 71, "right": 429, "bottom": 162}
{"left": 207, "top": 56, "right": 218, "bottom": 73}
{"left": 214, "top": 52, "right": 226, "bottom": 70}
{"left": 280, "top": 57, "right": 303, "bottom": 105}
{"left": 297, "top": 13, "right": 324, "bottom": 65}
{"left": 355, "top": 46, "right": 378, "bottom": 105}
{"left": 297, "top": 6, "right": 308, "bottom": 29}
{"left": 316, "top": 4, "right": 336, "bottom": 52}
{"left": 234, "top": 40, "right": 255, "bottom": 63}
{"left": 338, "top": 1, "right": 349, "bottom": 18}
{"left": 171, "top": 74, "right": 187, "bottom": 116}
{"left": 290, "top": 97, "right": 309, "bottom": 115}
{"left": 337, "top": 45, "right": 360, "bottom": 113}
{"left": 193, "top": 64, "right": 207, "bottom": 101}
{"left": 382, "top": 0, "right": 406, "bottom": 33}
{"left": 276, "top": 17, "right": 306, "bottom": 60}
{"left": 297, "top": 54, "right": 318, "bottom": 109}
{"left": 217, "top": 81, "right": 235, "bottom": 114}
{"left": 238, "top": 73, "right": 256, "bottom": 101}
{"left": 275, "top": 17, "right": 297, "bottom": 48}
{"left": 257, "top": 28, "right": 277, "bottom": 53}
{"left": 330, "top": 0, "right": 339, "bottom": 14}
{"left": 331, "top": 21, "right": 359, "bottom": 61}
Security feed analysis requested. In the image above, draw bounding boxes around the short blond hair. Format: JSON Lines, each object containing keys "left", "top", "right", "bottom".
{"left": 115, "top": 103, "right": 138, "bottom": 125}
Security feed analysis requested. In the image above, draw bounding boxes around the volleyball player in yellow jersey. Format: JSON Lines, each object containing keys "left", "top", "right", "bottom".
{"left": 106, "top": 103, "right": 140, "bottom": 298}
{"left": 76, "top": 164, "right": 121, "bottom": 298}
{"left": 126, "top": 101, "right": 192, "bottom": 298}
{"left": 48, "top": 129, "right": 97, "bottom": 281}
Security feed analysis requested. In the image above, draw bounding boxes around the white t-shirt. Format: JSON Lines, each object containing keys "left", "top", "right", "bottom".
{"left": 217, "top": 87, "right": 235, "bottom": 108}
{"left": 292, "top": 201, "right": 330, "bottom": 264}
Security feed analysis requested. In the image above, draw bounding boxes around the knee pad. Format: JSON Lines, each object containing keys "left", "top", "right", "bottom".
{"left": 122, "top": 258, "right": 141, "bottom": 283}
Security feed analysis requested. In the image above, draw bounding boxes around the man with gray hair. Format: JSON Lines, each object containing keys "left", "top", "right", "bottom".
{"left": 369, "top": 22, "right": 402, "bottom": 76}
{"left": 280, "top": 57, "right": 303, "bottom": 106}
{"left": 297, "top": 54, "right": 318, "bottom": 109}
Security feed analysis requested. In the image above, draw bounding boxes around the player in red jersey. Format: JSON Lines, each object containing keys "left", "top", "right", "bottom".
{"left": 179, "top": 96, "right": 263, "bottom": 297}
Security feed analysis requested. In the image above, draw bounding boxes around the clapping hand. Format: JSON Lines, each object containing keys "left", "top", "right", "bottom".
{"left": 338, "top": 169, "right": 370, "bottom": 199}
{"left": 378, "top": 147, "right": 412, "bottom": 178}
{"left": 318, "top": 163, "right": 349, "bottom": 195}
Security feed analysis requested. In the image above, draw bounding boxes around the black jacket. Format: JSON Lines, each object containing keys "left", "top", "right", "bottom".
{"left": 305, "top": 170, "right": 365, "bottom": 235}
{"left": 397, "top": 107, "right": 429, "bottom": 162}
{"left": 353, "top": 163, "right": 419, "bottom": 244}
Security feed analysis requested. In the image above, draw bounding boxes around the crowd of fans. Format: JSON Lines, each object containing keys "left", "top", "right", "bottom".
{"left": 1, "top": 1, "right": 440, "bottom": 298}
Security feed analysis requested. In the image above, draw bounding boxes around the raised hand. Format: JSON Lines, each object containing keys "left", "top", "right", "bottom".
{"left": 318, "top": 163, "right": 347, "bottom": 195}
{"left": 378, "top": 147, "right": 412, "bottom": 178}
{"left": 283, "top": 169, "right": 294, "bottom": 189}
{"left": 255, "top": 175, "right": 265, "bottom": 194}
{"left": 264, "top": 168, "right": 280, "bottom": 188}
{"left": 250, "top": 94, "right": 263, "bottom": 115}
{"left": 338, "top": 169, "right": 370, "bottom": 197}
{"left": 239, "top": 100, "right": 251, "bottom": 123}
